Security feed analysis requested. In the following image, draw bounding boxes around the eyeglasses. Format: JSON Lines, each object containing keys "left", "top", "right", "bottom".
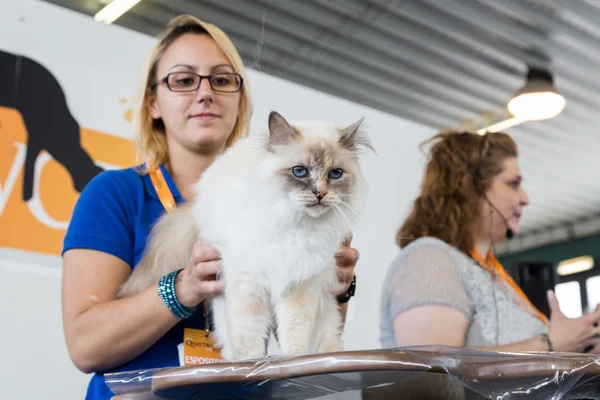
{"left": 152, "top": 72, "right": 243, "bottom": 93}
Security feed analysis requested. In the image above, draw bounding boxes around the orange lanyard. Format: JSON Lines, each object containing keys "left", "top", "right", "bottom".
{"left": 149, "top": 165, "right": 215, "bottom": 328}
{"left": 470, "top": 249, "right": 549, "bottom": 325}
{"left": 148, "top": 166, "right": 176, "bottom": 213}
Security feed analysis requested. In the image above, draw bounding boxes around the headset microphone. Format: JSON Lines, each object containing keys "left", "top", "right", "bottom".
{"left": 471, "top": 134, "right": 514, "bottom": 240}
{"left": 506, "top": 227, "right": 514, "bottom": 240}
{"left": 483, "top": 196, "right": 514, "bottom": 240}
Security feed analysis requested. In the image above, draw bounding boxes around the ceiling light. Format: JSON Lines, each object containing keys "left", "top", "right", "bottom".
{"left": 94, "top": 0, "right": 142, "bottom": 24}
{"left": 557, "top": 255, "right": 594, "bottom": 276}
{"left": 507, "top": 67, "right": 566, "bottom": 121}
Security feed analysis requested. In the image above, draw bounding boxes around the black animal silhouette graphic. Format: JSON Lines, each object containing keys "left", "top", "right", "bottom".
{"left": 0, "top": 49, "right": 103, "bottom": 201}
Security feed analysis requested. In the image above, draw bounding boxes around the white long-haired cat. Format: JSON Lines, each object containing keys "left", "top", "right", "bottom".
{"left": 118, "top": 111, "right": 372, "bottom": 361}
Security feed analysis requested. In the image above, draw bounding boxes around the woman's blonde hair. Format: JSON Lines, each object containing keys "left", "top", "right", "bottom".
{"left": 133, "top": 14, "right": 253, "bottom": 172}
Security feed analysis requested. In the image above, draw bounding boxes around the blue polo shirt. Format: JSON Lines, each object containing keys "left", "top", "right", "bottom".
{"left": 62, "top": 163, "right": 209, "bottom": 400}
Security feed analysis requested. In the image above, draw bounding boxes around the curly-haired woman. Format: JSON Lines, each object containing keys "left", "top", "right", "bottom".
{"left": 380, "top": 131, "right": 600, "bottom": 354}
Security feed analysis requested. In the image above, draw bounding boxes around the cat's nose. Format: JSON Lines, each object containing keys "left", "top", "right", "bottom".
{"left": 313, "top": 190, "right": 327, "bottom": 201}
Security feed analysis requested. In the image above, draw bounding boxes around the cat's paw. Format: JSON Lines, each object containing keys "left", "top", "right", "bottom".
{"left": 235, "top": 347, "right": 266, "bottom": 362}
{"left": 220, "top": 347, "right": 236, "bottom": 361}
{"left": 320, "top": 340, "right": 343, "bottom": 353}
{"left": 313, "top": 333, "right": 343, "bottom": 354}
{"left": 281, "top": 343, "right": 311, "bottom": 356}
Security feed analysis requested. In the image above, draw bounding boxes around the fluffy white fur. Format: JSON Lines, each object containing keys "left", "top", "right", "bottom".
{"left": 118, "top": 111, "right": 371, "bottom": 362}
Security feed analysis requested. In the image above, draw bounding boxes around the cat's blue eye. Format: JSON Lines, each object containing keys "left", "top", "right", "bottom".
{"left": 329, "top": 168, "right": 343, "bottom": 179}
{"left": 292, "top": 166, "right": 308, "bottom": 178}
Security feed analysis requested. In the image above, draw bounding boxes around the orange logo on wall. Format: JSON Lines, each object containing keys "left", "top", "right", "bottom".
{"left": 0, "top": 106, "right": 136, "bottom": 256}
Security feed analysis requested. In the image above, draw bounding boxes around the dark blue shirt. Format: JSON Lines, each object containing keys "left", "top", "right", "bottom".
{"left": 63, "top": 163, "right": 208, "bottom": 400}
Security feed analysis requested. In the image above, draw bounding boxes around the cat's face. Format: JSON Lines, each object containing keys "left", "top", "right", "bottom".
{"left": 266, "top": 112, "right": 371, "bottom": 219}
{"left": 278, "top": 142, "right": 357, "bottom": 218}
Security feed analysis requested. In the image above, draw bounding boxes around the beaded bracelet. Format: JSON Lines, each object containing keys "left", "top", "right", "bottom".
{"left": 158, "top": 269, "right": 197, "bottom": 319}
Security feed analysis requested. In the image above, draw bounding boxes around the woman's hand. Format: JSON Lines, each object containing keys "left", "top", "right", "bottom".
{"left": 176, "top": 239, "right": 225, "bottom": 308}
{"left": 547, "top": 290, "right": 600, "bottom": 353}
{"left": 332, "top": 234, "right": 359, "bottom": 297}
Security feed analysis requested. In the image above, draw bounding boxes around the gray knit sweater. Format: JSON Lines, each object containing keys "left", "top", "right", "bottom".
{"left": 380, "top": 237, "right": 547, "bottom": 349}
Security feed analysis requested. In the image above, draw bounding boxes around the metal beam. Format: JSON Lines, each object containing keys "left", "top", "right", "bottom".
{"left": 143, "top": 0, "right": 500, "bottom": 123}
{"left": 139, "top": 0, "right": 600, "bottom": 129}
{"left": 381, "top": 0, "right": 551, "bottom": 70}
{"left": 42, "top": 0, "right": 99, "bottom": 15}
{"left": 140, "top": 0, "right": 476, "bottom": 123}
{"left": 551, "top": 0, "right": 600, "bottom": 37}
{"left": 481, "top": 0, "right": 600, "bottom": 61}
{"left": 290, "top": 0, "right": 521, "bottom": 91}
{"left": 422, "top": 0, "right": 600, "bottom": 103}
{"left": 319, "top": 0, "right": 600, "bottom": 119}
{"left": 225, "top": 31, "right": 457, "bottom": 127}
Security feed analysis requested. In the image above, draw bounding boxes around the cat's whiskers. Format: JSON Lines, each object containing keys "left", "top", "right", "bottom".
{"left": 333, "top": 204, "right": 355, "bottom": 236}
{"left": 331, "top": 205, "right": 348, "bottom": 234}
{"left": 337, "top": 199, "right": 363, "bottom": 220}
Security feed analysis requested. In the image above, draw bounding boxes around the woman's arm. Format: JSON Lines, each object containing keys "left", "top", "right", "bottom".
{"left": 393, "top": 306, "right": 551, "bottom": 352}
{"left": 393, "top": 291, "right": 600, "bottom": 354}
{"left": 61, "top": 171, "right": 223, "bottom": 373}
{"left": 62, "top": 243, "right": 223, "bottom": 373}
{"left": 62, "top": 249, "right": 179, "bottom": 373}
{"left": 386, "top": 244, "right": 600, "bottom": 354}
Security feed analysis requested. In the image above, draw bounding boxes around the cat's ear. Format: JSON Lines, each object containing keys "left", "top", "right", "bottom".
{"left": 339, "top": 117, "right": 374, "bottom": 154}
{"left": 267, "top": 111, "right": 300, "bottom": 149}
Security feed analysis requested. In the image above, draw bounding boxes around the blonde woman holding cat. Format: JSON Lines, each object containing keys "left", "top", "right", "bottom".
{"left": 61, "top": 15, "right": 359, "bottom": 400}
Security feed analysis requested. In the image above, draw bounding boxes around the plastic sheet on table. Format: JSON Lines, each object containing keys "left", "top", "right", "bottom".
{"left": 105, "top": 345, "right": 600, "bottom": 399}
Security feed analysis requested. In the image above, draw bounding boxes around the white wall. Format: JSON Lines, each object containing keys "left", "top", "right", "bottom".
{"left": 0, "top": 1, "right": 435, "bottom": 399}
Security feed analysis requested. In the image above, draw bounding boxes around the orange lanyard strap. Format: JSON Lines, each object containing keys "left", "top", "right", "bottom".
{"left": 148, "top": 166, "right": 176, "bottom": 213}
{"left": 149, "top": 166, "right": 215, "bottom": 329}
{"left": 470, "top": 249, "right": 549, "bottom": 325}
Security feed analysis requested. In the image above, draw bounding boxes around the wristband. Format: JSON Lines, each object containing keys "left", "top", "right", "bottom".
{"left": 158, "top": 269, "right": 197, "bottom": 319}
{"left": 336, "top": 275, "right": 356, "bottom": 304}
{"left": 540, "top": 333, "right": 554, "bottom": 352}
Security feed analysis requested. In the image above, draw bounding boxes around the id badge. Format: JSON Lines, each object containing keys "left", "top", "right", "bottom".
{"left": 180, "top": 328, "right": 223, "bottom": 366}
